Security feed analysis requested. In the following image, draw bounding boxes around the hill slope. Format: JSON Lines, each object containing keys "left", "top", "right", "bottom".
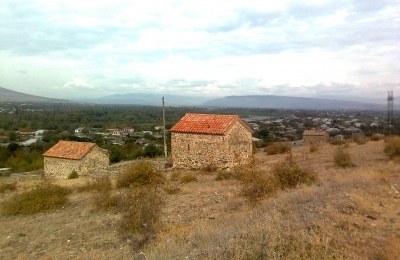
{"left": 202, "top": 95, "right": 381, "bottom": 110}
{"left": 0, "top": 87, "right": 67, "bottom": 103}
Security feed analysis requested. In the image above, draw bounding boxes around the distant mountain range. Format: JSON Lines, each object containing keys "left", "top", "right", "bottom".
{"left": 0, "top": 87, "right": 67, "bottom": 103}
{"left": 80, "top": 93, "right": 210, "bottom": 106}
{"left": 201, "top": 95, "right": 386, "bottom": 110}
{"left": 0, "top": 86, "right": 394, "bottom": 110}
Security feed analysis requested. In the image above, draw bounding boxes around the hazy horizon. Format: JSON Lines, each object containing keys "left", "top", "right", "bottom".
{"left": 0, "top": 1, "right": 399, "bottom": 101}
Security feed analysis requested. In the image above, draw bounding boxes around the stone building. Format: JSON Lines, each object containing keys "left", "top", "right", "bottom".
{"left": 43, "top": 140, "right": 109, "bottom": 179}
{"left": 303, "top": 130, "right": 329, "bottom": 144}
{"left": 170, "top": 113, "right": 253, "bottom": 169}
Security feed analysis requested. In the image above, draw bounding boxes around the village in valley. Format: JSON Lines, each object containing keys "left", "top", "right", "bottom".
{"left": 0, "top": 101, "right": 399, "bottom": 259}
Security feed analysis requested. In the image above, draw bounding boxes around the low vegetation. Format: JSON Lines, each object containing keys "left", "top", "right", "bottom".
{"left": 1, "top": 182, "right": 71, "bottom": 216}
{"left": 264, "top": 142, "right": 291, "bottom": 155}
{"left": 384, "top": 136, "right": 400, "bottom": 160}
{"left": 334, "top": 147, "right": 355, "bottom": 168}
{"left": 0, "top": 182, "right": 16, "bottom": 193}
{"left": 329, "top": 139, "right": 347, "bottom": 145}
{"left": 353, "top": 134, "right": 367, "bottom": 145}
{"left": 272, "top": 154, "right": 318, "bottom": 189}
{"left": 162, "top": 183, "right": 181, "bottom": 194}
{"left": 67, "top": 170, "right": 79, "bottom": 179}
{"left": 309, "top": 142, "right": 319, "bottom": 153}
{"left": 116, "top": 161, "right": 165, "bottom": 189}
{"left": 180, "top": 174, "right": 198, "bottom": 184}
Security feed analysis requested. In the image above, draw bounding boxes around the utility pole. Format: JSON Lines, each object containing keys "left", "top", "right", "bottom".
{"left": 162, "top": 97, "right": 167, "bottom": 162}
{"left": 387, "top": 90, "right": 394, "bottom": 135}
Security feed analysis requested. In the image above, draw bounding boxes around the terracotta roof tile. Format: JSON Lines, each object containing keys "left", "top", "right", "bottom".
{"left": 43, "top": 141, "right": 96, "bottom": 160}
{"left": 170, "top": 113, "right": 251, "bottom": 135}
{"left": 303, "top": 130, "right": 327, "bottom": 136}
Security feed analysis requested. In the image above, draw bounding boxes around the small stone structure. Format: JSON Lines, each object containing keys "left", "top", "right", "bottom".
{"left": 170, "top": 113, "right": 253, "bottom": 169}
{"left": 303, "top": 130, "right": 329, "bottom": 144}
{"left": 43, "top": 140, "right": 109, "bottom": 179}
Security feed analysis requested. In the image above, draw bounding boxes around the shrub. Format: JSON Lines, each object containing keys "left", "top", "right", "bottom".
{"left": 272, "top": 154, "right": 318, "bottom": 189}
{"left": 329, "top": 139, "right": 346, "bottom": 145}
{"left": 116, "top": 161, "right": 165, "bottom": 189}
{"left": 334, "top": 147, "right": 355, "bottom": 168}
{"left": 353, "top": 135, "right": 367, "bottom": 145}
{"left": 163, "top": 184, "right": 181, "bottom": 194}
{"left": 1, "top": 183, "right": 71, "bottom": 216}
{"left": 384, "top": 136, "right": 400, "bottom": 160}
{"left": 180, "top": 174, "right": 197, "bottom": 184}
{"left": 370, "top": 134, "right": 384, "bottom": 141}
{"left": 169, "top": 171, "right": 181, "bottom": 181}
{"left": 240, "top": 171, "right": 278, "bottom": 204}
{"left": 67, "top": 170, "right": 79, "bottom": 179}
{"left": 119, "top": 188, "right": 162, "bottom": 249}
{"left": 264, "top": 142, "right": 292, "bottom": 155}
{"left": 0, "top": 182, "right": 16, "bottom": 193}
{"left": 215, "top": 171, "right": 233, "bottom": 181}
{"left": 309, "top": 142, "right": 319, "bottom": 153}
{"left": 202, "top": 164, "right": 217, "bottom": 173}
{"left": 90, "top": 175, "right": 119, "bottom": 211}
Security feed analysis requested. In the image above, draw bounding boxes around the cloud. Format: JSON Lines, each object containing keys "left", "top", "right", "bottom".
{"left": 55, "top": 79, "right": 95, "bottom": 91}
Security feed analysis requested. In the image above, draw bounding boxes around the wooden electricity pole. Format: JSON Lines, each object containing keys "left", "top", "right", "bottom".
{"left": 162, "top": 97, "right": 167, "bottom": 162}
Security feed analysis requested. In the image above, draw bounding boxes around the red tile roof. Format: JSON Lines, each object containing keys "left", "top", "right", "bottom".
{"left": 170, "top": 113, "right": 252, "bottom": 135}
{"left": 43, "top": 141, "right": 97, "bottom": 160}
{"left": 303, "top": 130, "right": 327, "bottom": 136}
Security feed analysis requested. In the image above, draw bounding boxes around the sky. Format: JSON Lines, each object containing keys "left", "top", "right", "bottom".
{"left": 0, "top": 0, "right": 399, "bottom": 101}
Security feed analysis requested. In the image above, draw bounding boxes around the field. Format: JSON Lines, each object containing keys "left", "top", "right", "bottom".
{"left": 0, "top": 140, "right": 399, "bottom": 259}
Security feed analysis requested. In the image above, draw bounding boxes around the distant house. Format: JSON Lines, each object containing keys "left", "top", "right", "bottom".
{"left": 43, "top": 141, "right": 109, "bottom": 179}
{"left": 112, "top": 129, "right": 122, "bottom": 136}
{"left": 303, "top": 130, "right": 329, "bottom": 144}
{"left": 170, "top": 113, "right": 253, "bottom": 169}
{"left": 122, "top": 127, "right": 134, "bottom": 134}
{"left": 75, "top": 127, "right": 85, "bottom": 133}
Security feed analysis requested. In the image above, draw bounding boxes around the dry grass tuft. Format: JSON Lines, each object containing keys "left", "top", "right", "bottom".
{"left": 67, "top": 170, "right": 79, "bottom": 179}
{"left": 272, "top": 154, "right": 319, "bottom": 189}
{"left": 215, "top": 171, "right": 233, "bottom": 181}
{"left": 370, "top": 134, "right": 384, "bottom": 142}
{"left": 353, "top": 135, "right": 367, "bottom": 145}
{"left": 90, "top": 175, "right": 119, "bottom": 211}
{"left": 118, "top": 188, "right": 162, "bottom": 250}
{"left": 329, "top": 139, "right": 346, "bottom": 145}
{"left": 169, "top": 171, "right": 181, "bottom": 181}
{"left": 309, "top": 142, "right": 319, "bottom": 153}
{"left": 162, "top": 183, "right": 181, "bottom": 194}
{"left": 1, "top": 182, "right": 71, "bottom": 216}
{"left": 0, "top": 182, "right": 17, "bottom": 193}
{"left": 240, "top": 171, "right": 277, "bottom": 204}
{"left": 334, "top": 147, "right": 356, "bottom": 168}
{"left": 116, "top": 161, "right": 165, "bottom": 189}
{"left": 384, "top": 136, "right": 400, "bottom": 160}
{"left": 180, "top": 174, "right": 197, "bottom": 184}
{"left": 264, "top": 142, "right": 291, "bottom": 155}
{"left": 202, "top": 164, "right": 217, "bottom": 173}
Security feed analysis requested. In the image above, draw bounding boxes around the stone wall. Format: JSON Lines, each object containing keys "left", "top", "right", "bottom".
{"left": 44, "top": 146, "right": 109, "bottom": 179}
{"left": 172, "top": 121, "right": 252, "bottom": 169}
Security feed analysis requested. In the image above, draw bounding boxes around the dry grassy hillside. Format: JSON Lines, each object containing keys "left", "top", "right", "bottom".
{"left": 0, "top": 140, "right": 399, "bottom": 260}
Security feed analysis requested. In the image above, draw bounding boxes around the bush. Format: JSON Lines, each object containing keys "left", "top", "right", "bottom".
{"left": 90, "top": 175, "right": 119, "bottom": 211}
{"left": 116, "top": 161, "right": 165, "bottom": 189}
{"left": 163, "top": 184, "right": 181, "bottom": 194}
{"left": 1, "top": 183, "right": 71, "bottom": 216}
{"left": 384, "top": 136, "right": 400, "bottom": 160}
{"left": 180, "top": 174, "right": 197, "bottom": 184}
{"left": 202, "top": 164, "right": 217, "bottom": 173}
{"left": 370, "top": 134, "right": 384, "bottom": 141}
{"left": 264, "top": 142, "right": 291, "bottom": 155}
{"left": 240, "top": 170, "right": 278, "bottom": 204}
{"left": 0, "top": 182, "right": 16, "bottom": 193}
{"left": 353, "top": 135, "right": 366, "bottom": 145}
{"left": 119, "top": 188, "right": 162, "bottom": 249}
{"left": 169, "top": 171, "right": 181, "bottom": 181}
{"left": 67, "top": 170, "right": 79, "bottom": 179}
{"left": 333, "top": 147, "right": 355, "bottom": 168}
{"left": 329, "top": 139, "right": 346, "bottom": 145}
{"left": 215, "top": 171, "right": 233, "bottom": 181}
{"left": 309, "top": 142, "right": 319, "bottom": 153}
{"left": 272, "top": 154, "right": 318, "bottom": 189}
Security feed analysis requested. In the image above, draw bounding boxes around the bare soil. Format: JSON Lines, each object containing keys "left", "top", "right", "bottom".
{"left": 1, "top": 141, "right": 399, "bottom": 259}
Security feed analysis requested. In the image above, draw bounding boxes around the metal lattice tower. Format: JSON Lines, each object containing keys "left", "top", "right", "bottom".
{"left": 387, "top": 90, "right": 394, "bottom": 134}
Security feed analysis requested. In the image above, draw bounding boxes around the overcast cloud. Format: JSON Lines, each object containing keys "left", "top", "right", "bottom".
{"left": 0, "top": 0, "right": 399, "bottom": 100}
